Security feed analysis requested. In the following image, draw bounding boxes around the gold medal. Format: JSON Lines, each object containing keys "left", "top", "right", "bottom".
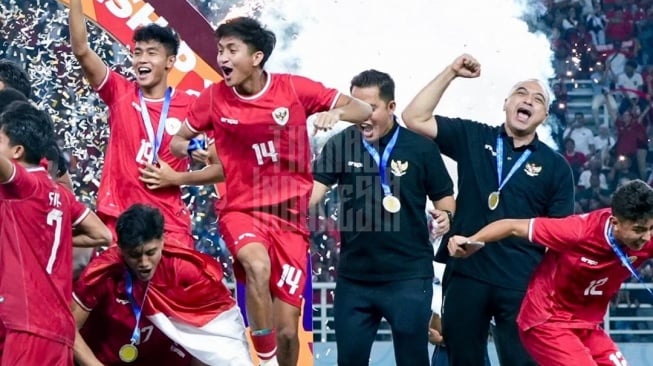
{"left": 382, "top": 195, "right": 401, "bottom": 213}
{"left": 119, "top": 343, "right": 138, "bottom": 363}
{"left": 488, "top": 191, "right": 500, "bottom": 211}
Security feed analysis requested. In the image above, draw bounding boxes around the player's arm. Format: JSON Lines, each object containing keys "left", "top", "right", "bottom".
{"left": 71, "top": 300, "right": 104, "bottom": 366}
{"left": 448, "top": 219, "right": 530, "bottom": 258}
{"left": 402, "top": 54, "right": 481, "bottom": 139}
{"left": 309, "top": 181, "right": 330, "bottom": 208}
{"left": 331, "top": 94, "right": 372, "bottom": 125}
{"left": 68, "top": 0, "right": 108, "bottom": 88}
{"left": 73, "top": 210, "right": 113, "bottom": 248}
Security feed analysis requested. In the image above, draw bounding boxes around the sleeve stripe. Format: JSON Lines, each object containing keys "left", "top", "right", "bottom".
{"left": 0, "top": 163, "right": 16, "bottom": 185}
{"left": 185, "top": 119, "right": 200, "bottom": 134}
{"left": 72, "top": 292, "right": 93, "bottom": 312}
{"left": 329, "top": 91, "right": 341, "bottom": 110}
{"left": 73, "top": 208, "right": 91, "bottom": 226}
{"left": 528, "top": 218, "right": 535, "bottom": 242}
{"left": 95, "top": 66, "right": 111, "bottom": 91}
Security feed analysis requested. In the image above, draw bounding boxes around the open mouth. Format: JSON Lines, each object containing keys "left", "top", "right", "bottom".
{"left": 138, "top": 269, "right": 152, "bottom": 278}
{"left": 516, "top": 107, "right": 532, "bottom": 122}
{"left": 137, "top": 66, "right": 152, "bottom": 76}
{"left": 358, "top": 123, "right": 374, "bottom": 138}
{"left": 221, "top": 66, "right": 234, "bottom": 78}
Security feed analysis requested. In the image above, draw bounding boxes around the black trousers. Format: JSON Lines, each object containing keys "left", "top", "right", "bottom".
{"left": 442, "top": 273, "right": 536, "bottom": 366}
{"left": 334, "top": 276, "right": 433, "bottom": 366}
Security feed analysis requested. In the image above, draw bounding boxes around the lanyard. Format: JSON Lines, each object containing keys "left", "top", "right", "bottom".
{"left": 362, "top": 127, "right": 400, "bottom": 196}
{"left": 139, "top": 88, "right": 172, "bottom": 164}
{"left": 607, "top": 224, "right": 653, "bottom": 299}
{"left": 495, "top": 136, "right": 532, "bottom": 192}
{"left": 124, "top": 271, "right": 150, "bottom": 344}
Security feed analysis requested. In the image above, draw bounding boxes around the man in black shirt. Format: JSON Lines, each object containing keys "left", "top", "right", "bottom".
{"left": 311, "top": 69, "right": 456, "bottom": 366}
{"left": 402, "top": 54, "right": 575, "bottom": 366}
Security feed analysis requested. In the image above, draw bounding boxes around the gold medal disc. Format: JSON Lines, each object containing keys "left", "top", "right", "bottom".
{"left": 382, "top": 195, "right": 401, "bottom": 213}
{"left": 118, "top": 343, "right": 138, "bottom": 363}
{"left": 488, "top": 191, "right": 500, "bottom": 211}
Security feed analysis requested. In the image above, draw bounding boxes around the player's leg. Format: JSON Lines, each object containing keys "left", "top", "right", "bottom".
{"left": 441, "top": 274, "right": 492, "bottom": 366}
{"left": 583, "top": 328, "right": 628, "bottom": 366}
{"left": 381, "top": 278, "right": 432, "bottom": 366}
{"left": 268, "top": 229, "right": 310, "bottom": 366}
{"left": 221, "top": 212, "right": 277, "bottom": 364}
{"left": 518, "top": 323, "right": 597, "bottom": 366}
{"left": 490, "top": 286, "right": 537, "bottom": 366}
{"left": 1, "top": 330, "right": 73, "bottom": 366}
{"left": 333, "top": 276, "right": 383, "bottom": 366}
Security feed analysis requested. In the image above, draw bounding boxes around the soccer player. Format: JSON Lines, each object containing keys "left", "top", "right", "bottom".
{"left": 68, "top": 0, "right": 222, "bottom": 248}
{"left": 0, "top": 101, "right": 111, "bottom": 365}
{"left": 448, "top": 179, "right": 653, "bottom": 366}
{"left": 171, "top": 17, "right": 372, "bottom": 366}
{"left": 72, "top": 204, "right": 252, "bottom": 366}
{"left": 0, "top": 59, "right": 31, "bottom": 98}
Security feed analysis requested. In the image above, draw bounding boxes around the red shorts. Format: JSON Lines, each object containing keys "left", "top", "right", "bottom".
{"left": 102, "top": 215, "right": 194, "bottom": 249}
{"left": 0, "top": 326, "right": 72, "bottom": 366}
{"left": 220, "top": 211, "right": 309, "bottom": 308}
{"left": 519, "top": 322, "right": 625, "bottom": 366}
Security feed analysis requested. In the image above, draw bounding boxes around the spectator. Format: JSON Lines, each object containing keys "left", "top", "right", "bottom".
{"left": 586, "top": 5, "right": 608, "bottom": 45}
{"left": 615, "top": 109, "right": 648, "bottom": 178}
{"left": 578, "top": 157, "right": 609, "bottom": 190}
{"left": 563, "top": 112, "right": 594, "bottom": 156}
{"left": 590, "top": 61, "right": 618, "bottom": 125}
{"left": 615, "top": 59, "right": 645, "bottom": 113}
{"left": 591, "top": 124, "right": 617, "bottom": 165}
{"left": 563, "top": 137, "right": 588, "bottom": 181}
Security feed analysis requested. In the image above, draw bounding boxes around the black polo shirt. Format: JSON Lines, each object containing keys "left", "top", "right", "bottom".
{"left": 313, "top": 122, "right": 453, "bottom": 282}
{"left": 434, "top": 116, "right": 575, "bottom": 291}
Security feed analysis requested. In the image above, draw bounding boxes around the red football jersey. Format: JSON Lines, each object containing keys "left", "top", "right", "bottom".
{"left": 520, "top": 209, "right": 653, "bottom": 330}
{"left": 75, "top": 250, "right": 192, "bottom": 366}
{"left": 95, "top": 68, "right": 195, "bottom": 235}
{"left": 0, "top": 164, "right": 89, "bottom": 346}
{"left": 186, "top": 73, "right": 338, "bottom": 228}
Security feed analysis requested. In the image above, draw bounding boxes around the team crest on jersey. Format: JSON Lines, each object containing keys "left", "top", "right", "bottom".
{"left": 272, "top": 107, "right": 289, "bottom": 126}
{"left": 165, "top": 118, "right": 182, "bottom": 135}
{"left": 524, "top": 163, "right": 542, "bottom": 177}
{"left": 390, "top": 160, "right": 408, "bottom": 176}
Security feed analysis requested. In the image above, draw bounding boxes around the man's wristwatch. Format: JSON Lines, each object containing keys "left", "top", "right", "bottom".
{"left": 442, "top": 210, "right": 454, "bottom": 222}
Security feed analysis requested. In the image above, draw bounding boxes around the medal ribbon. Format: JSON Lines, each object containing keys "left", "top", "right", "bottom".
{"left": 139, "top": 87, "right": 172, "bottom": 164}
{"left": 606, "top": 224, "right": 653, "bottom": 299}
{"left": 124, "top": 270, "right": 150, "bottom": 344}
{"left": 495, "top": 136, "right": 532, "bottom": 193}
{"left": 362, "top": 127, "right": 400, "bottom": 197}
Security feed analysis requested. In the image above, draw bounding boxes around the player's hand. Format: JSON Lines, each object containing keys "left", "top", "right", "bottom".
{"left": 139, "top": 160, "right": 179, "bottom": 189}
{"left": 428, "top": 209, "right": 450, "bottom": 237}
{"left": 450, "top": 54, "right": 481, "bottom": 78}
{"left": 447, "top": 235, "right": 482, "bottom": 258}
{"left": 190, "top": 148, "right": 209, "bottom": 165}
{"left": 312, "top": 110, "right": 341, "bottom": 135}
{"left": 429, "top": 327, "right": 445, "bottom": 346}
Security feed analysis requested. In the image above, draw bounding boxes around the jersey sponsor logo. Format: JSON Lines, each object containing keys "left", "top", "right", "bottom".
{"left": 220, "top": 117, "right": 239, "bottom": 125}
{"left": 390, "top": 160, "right": 408, "bottom": 176}
{"left": 272, "top": 107, "right": 289, "bottom": 126}
{"left": 116, "top": 297, "right": 130, "bottom": 305}
{"left": 347, "top": 161, "right": 363, "bottom": 168}
{"left": 580, "top": 256, "right": 599, "bottom": 266}
{"left": 165, "top": 117, "right": 182, "bottom": 135}
{"left": 524, "top": 162, "right": 542, "bottom": 177}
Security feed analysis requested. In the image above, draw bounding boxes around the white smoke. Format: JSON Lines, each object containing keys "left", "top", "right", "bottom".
{"left": 250, "top": 0, "right": 555, "bottom": 191}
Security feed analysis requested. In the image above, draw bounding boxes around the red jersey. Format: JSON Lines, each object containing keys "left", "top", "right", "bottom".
{"left": 74, "top": 246, "right": 236, "bottom": 365}
{"left": 520, "top": 209, "right": 653, "bottom": 330}
{"left": 95, "top": 68, "right": 195, "bottom": 235}
{"left": 0, "top": 164, "right": 89, "bottom": 346}
{"left": 186, "top": 73, "right": 338, "bottom": 228}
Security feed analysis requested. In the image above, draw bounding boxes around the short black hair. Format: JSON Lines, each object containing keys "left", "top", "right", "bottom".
{"left": 612, "top": 180, "right": 653, "bottom": 222}
{"left": 350, "top": 69, "right": 395, "bottom": 103}
{"left": 133, "top": 24, "right": 180, "bottom": 56}
{"left": 0, "top": 60, "right": 31, "bottom": 98}
{"left": 0, "top": 88, "right": 28, "bottom": 113}
{"left": 116, "top": 204, "right": 165, "bottom": 249}
{"left": 216, "top": 17, "right": 276, "bottom": 68}
{"left": 0, "top": 101, "right": 55, "bottom": 164}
